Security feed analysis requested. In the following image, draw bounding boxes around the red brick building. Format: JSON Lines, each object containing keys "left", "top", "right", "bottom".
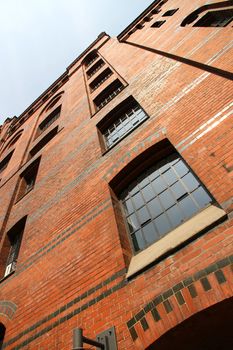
{"left": 0, "top": 1, "right": 232, "bottom": 349}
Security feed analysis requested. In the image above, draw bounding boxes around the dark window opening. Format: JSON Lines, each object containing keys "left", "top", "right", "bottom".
{"left": 163, "top": 8, "right": 179, "bottom": 16}
{"left": 143, "top": 15, "right": 153, "bottom": 22}
{"left": 86, "top": 59, "right": 105, "bottom": 78}
{"left": 93, "top": 79, "right": 124, "bottom": 111}
{"left": 120, "top": 153, "right": 213, "bottom": 253}
{"left": 17, "top": 158, "right": 41, "bottom": 200}
{"left": 0, "top": 151, "right": 14, "bottom": 174}
{"left": 37, "top": 106, "right": 61, "bottom": 137}
{"left": 151, "top": 20, "right": 166, "bottom": 28}
{"left": 84, "top": 52, "right": 98, "bottom": 68}
{"left": 98, "top": 96, "right": 148, "bottom": 150}
{"left": 4, "top": 217, "right": 27, "bottom": 277}
{"left": 89, "top": 68, "right": 113, "bottom": 92}
{"left": 194, "top": 9, "right": 233, "bottom": 27}
{"left": 29, "top": 126, "right": 58, "bottom": 159}
{"left": 136, "top": 23, "right": 144, "bottom": 29}
{"left": 0, "top": 323, "right": 6, "bottom": 350}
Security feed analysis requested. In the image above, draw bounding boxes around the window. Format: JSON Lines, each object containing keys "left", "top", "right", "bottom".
{"left": 98, "top": 97, "right": 148, "bottom": 150}
{"left": 194, "top": 9, "right": 233, "bottom": 27}
{"left": 84, "top": 51, "right": 98, "bottom": 68}
{"left": 4, "top": 217, "right": 27, "bottom": 277}
{"left": 29, "top": 126, "right": 58, "bottom": 159}
{"left": 162, "top": 8, "right": 179, "bottom": 16}
{"left": 17, "top": 158, "right": 40, "bottom": 200}
{"left": 37, "top": 106, "right": 61, "bottom": 137}
{"left": 0, "top": 151, "right": 14, "bottom": 174}
{"left": 151, "top": 20, "right": 166, "bottom": 28}
{"left": 2, "top": 130, "right": 23, "bottom": 152}
{"left": 86, "top": 59, "right": 105, "bottom": 79}
{"left": 89, "top": 68, "right": 113, "bottom": 92}
{"left": 120, "top": 153, "right": 213, "bottom": 253}
{"left": 0, "top": 324, "right": 5, "bottom": 350}
{"left": 93, "top": 79, "right": 124, "bottom": 111}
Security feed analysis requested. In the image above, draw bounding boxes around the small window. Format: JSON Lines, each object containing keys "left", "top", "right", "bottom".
{"left": 84, "top": 51, "right": 98, "bottom": 68}
{"left": 0, "top": 151, "right": 14, "bottom": 174}
{"left": 3, "top": 217, "right": 27, "bottom": 277}
{"left": 37, "top": 106, "right": 61, "bottom": 137}
{"left": 162, "top": 8, "right": 179, "bottom": 16}
{"left": 86, "top": 59, "right": 105, "bottom": 79}
{"left": 151, "top": 20, "right": 166, "bottom": 28}
{"left": 194, "top": 9, "right": 233, "bottom": 27}
{"left": 89, "top": 68, "right": 113, "bottom": 92}
{"left": 98, "top": 97, "right": 149, "bottom": 150}
{"left": 120, "top": 153, "right": 213, "bottom": 253}
{"left": 0, "top": 323, "right": 5, "bottom": 350}
{"left": 29, "top": 126, "right": 58, "bottom": 159}
{"left": 93, "top": 79, "right": 124, "bottom": 111}
{"left": 17, "top": 158, "right": 40, "bottom": 200}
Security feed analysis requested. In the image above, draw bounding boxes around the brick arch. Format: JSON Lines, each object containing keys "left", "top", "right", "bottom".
{"left": 126, "top": 255, "right": 233, "bottom": 349}
{"left": 0, "top": 301, "right": 17, "bottom": 321}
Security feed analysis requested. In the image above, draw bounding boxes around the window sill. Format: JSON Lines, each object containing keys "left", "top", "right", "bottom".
{"left": 126, "top": 205, "right": 227, "bottom": 279}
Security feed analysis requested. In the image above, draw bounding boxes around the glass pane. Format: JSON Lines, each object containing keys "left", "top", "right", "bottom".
{"left": 137, "top": 206, "right": 150, "bottom": 226}
{"left": 138, "top": 174, "right": 149, "bottom": 189}
{"left": 167, "top": 205, "right": 184, "bottom": 227}
{"left": 141, "top": 184, "right": 155, "bottom": 201}
{"left": 171, "top": 181, "right": 187, "bottom": 200}
{"left": 179, "top": 196, "right": 198, "bottom": 218}
{"left": 152, "top": 176, "right": 167, "bottom": 194}
{"left": 163, "top": 168, "right": 177, "bottom": 186}
{"left": 127, "top": 213, "right": 139, "bottom": 233}
{"left": 182, "top": 173, "right": 199, "bottom": 192}
{"left": 159, "top": 162, "right": 170, "bottom": 173}
{"left": 132, "top": 192, "right": 144, "bottom": 210}
{"left": 148, "top": 167, "right": 160, "bottom": 181}
{"left": 128, "top": 181, "right": 139, "bottom": 196}
{"left": 174, "top": 160, "right": 189, "bottom": 177}
{"left": 192, "top": 187, "right": 212, "bottom": 208}
{"left": 154, "top": 213, "right": 171, "bottom": 237}
{"left": 123, "top": 199, "right": 134, "bottom": 214}
{"left": 132, "top": 230, "right": 145, "bottom": 252}
{"left": 143, "top": 222, "right": 158, "bottom": 244}
{"left": 147, "top": 198, "right": 163, "bottom": 218}
{"left": 159, "top": 190, "right": 175, "bottom": 210}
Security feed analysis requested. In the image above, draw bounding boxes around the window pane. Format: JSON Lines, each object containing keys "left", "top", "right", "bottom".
{"left": 147, "top": 198, "right": 163, "bottom": 218}
{"left": 132, "top": 192, "right": 144, "bottom": 210}
{"left": 127, "top": 213, "right": 139, "bottom": 233}
{"left": 123, "top": 199, "right": 134, "bottom": 215}
{"left": 163, "top": 168, "right": 177, "bottom": 186}
{"left": 171, "top": 181, "right": 187, "bottom": 200}
{"left": 159, "top": 190, "right": 175, "bottom": 210}
{"left": 137, "top": 207, "right": 150, "bottom": 226}
{"left": 132, "top": 230, "right": 145, "bottom": 252}
{"left": 179, "top": 196, "right": 198, "bottom": 218}
{"left": 152, "top": 176, "right": 167, "bottom": 194}
{"left": 174, "top": 160, "right": 189, "bottom": 177}
{"left": 167, "top": 205, "right": 183, "bottom": 227}
{"left": 192, "top": 187, "right": 212, "bottom": 207}
{"left": 143, "top": 222, "right": 158, "bottom": 244}
{"left": 141, "top": 184, "right": 154, "bottom": 201}
{"left": 155, "top": 213, "right": 171, "bottom": 237}
{"left": 182, "top": 173, "right": 199, "bottom": 192}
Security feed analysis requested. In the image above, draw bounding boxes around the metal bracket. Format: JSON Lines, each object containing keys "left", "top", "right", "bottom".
{"left": 73, "top": 327, "right": 117, "bottom": 350}
{"left": 96, "top": 327, "right": 117, "bottom": 350}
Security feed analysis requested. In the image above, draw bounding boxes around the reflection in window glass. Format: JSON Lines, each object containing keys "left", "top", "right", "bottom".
{"left": 120, "top": 153, "right": 213, "bottom": 252}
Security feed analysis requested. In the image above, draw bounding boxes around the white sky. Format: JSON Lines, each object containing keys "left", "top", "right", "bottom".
{"left": 0, "top": 0, "right": 153, "bottom": 125}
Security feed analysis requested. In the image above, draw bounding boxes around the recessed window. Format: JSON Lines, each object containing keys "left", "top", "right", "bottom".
{"left": 17, "top": 158, "right": 40, "bottom": 200}
{"left": 84, "top": 51, "right": 98, "bottom": 68}
{"left": 3, "top": 217, "right": 27, "bottom": 277}
{"left": 194, "top": 9, "right": 233, "bottom": 27}
{"left": 98, "top": 97, "right": 148, "bottom": 150}
{"left": 37, "top": 106, "right": 61, "bottom": 137}
{"left": 89, "top": 68, "right": 113, "bottom": 92}
{"left": 120, "top": 153, "right": 213, "bottom": 253}
{"left": 162, "top": 8, "right": 179, "bottom": 16}
{"left": 93, "top": 79, "right": 124, "bottom": 111}
{"left": 151, "top": 20, "right": 166, "bottom": 28}
{"left": 0, "top": 151, "right": 14, "bottom": 174}
{"left": 29, "top": 126, "right": 58, "bottom": 159}
{"left": 86, "top": 59, "right": 105, "bottom": 79}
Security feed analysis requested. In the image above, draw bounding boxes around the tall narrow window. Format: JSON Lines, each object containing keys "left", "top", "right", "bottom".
{"left": 89, "top": 68, "right": 113, "bottom": 92}
{"left": 29, "top": 126, "right": 59, "bottom": 159}
{"left": 93, "top": 79, "right": 124, "bottom": 111}
{"left": 4, "top": 217, "right": 27, "bottom": 277}
{"left": 98, "top": 96, "right": 148, "bottom": 150}
{"left": 17, "top": 158, "right": 41, "bottom": 200}
{"left": 37, "top": 106, "right": 61, "bottom": 137}
{"left": 86, "top": 59, "right": 105, "bottom": 79}
{"left": 0, "top": 151, "right": 14, "bottom": 174}
{"left": 120, "top": 153, "right": 213, "bottom": 253}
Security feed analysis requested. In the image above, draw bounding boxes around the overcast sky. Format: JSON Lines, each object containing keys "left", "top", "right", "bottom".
{"left": 0, "top": 0, "right": 153, "bottom": 125}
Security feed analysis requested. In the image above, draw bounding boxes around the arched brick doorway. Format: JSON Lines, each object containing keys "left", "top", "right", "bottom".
{"left": 147, "top": 297, "right": 233, "bottom": 350}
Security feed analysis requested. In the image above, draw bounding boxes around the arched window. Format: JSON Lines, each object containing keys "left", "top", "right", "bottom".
{"left": 0, "top": 323, "right": 5, "bottom": 350}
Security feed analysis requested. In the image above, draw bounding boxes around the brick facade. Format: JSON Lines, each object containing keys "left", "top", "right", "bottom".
{"left": 0, "top": 1, "right": 232, "bottom": 349}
